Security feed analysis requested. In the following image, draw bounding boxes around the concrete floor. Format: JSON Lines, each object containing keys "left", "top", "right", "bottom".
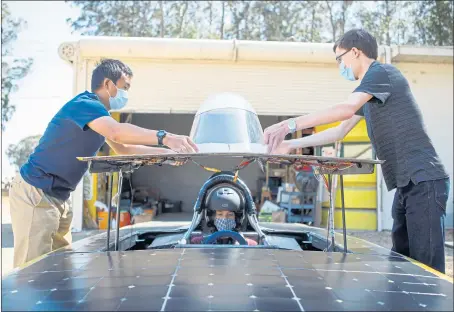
{"left": 346, "top": 229, "right": 453, "bottom": 278}
{"left": 1, "top": 195, "right": 14, "bottom": 277}
{"left": 154, "top": 211, "right": 193, "bottom": 222}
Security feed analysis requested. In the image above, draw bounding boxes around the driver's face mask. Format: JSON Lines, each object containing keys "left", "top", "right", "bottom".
{"left": 214, "top": 218, "right": 236, "bottom": 231}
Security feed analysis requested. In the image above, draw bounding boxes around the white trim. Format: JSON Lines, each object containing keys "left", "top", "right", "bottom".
{"left": 61, "top": 37, "right": 452, "bottom": 65}
{"left": 391, "top": 45, "right": 453, "bottom": 63}
{"left": 376, "top": 164, "right": 383, "bottom": 232}
{"left": 71, "top": 182, "right": 83, "bottom": 232}
{"left": 60, "top": 36, "right": 389, "bottom": 65}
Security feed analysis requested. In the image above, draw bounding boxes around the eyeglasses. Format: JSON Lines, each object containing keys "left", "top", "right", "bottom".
{"left": 335, "top": 49, "right": 351, "bottom": 65}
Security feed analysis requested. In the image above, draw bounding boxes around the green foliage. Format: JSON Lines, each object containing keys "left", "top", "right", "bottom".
{"left": 412, "top": 0, "right": 453, "bottom": 46}
{"left": 6, "top": 134, "right": 42, "bottom": 171}
{"left": 324, "top": 1, "right": 354, "bottom": 42}
{"left": 1, "top": 2, "right": 33, "bottom": 131}
{"left": 65, "top": 1, "right": 452, "bottom": 46}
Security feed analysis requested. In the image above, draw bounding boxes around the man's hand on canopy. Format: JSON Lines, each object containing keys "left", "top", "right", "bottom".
{"left": 164, "top": 134, "right": 199, "bottom": 153}
{"left": 263, "top": 120, "right": 289, "bottom": 153}
{"left": 272, "top": 141, "right": 293, "bottom": 154}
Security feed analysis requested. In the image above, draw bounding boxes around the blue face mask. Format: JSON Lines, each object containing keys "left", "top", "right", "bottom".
{"left": 339, "top": 61, "right": 356, "bottom": 81}
{"left": 214, "top": 218, "right": 236, "bottom": 231}
{"left": 108, "top": 83, "right": 129, "bottom": 110}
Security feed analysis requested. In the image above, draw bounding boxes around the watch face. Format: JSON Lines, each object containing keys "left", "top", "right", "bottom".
{"left": 288, "top": 119, "right": 296, "bottom": 132}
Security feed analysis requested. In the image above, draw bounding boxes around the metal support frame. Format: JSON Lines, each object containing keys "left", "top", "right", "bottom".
{"left": 106, "top": 170, "right": 124, "bottom": 251}
{"left": 106, "top": 174, "right": 113, "bottom": 250}
{"left": 325, "top": 142, "right": 348, "bottom": 253}
{"left": 327, "top": 174, "right": 335, "bottom": 251}
{"left": 340, "top": 175, "right": 347, "bottom": 253}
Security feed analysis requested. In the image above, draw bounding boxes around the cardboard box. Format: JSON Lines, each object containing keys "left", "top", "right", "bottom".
{"left": 258, "top": 212, "right": 273, "bottom": 222}
{"left": 259, "top": 210, "right": 287, "bottom": 223}
{"left": 272, "top": 211, "right": 286, "bottom": 223}
{"left": 132, "top": 214, "right": 153, "bottom": 224}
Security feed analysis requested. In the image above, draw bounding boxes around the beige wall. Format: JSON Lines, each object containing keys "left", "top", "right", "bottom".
{"left": 85, "top": 59, "right": 360, "bottom": 115}
{"left": 380, "top": 62, "right": 454, "bottom": 229}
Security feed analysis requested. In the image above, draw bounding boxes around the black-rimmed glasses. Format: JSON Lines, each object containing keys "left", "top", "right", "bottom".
{"left": 335, "top": 49, "right": 351, "bottom": 65}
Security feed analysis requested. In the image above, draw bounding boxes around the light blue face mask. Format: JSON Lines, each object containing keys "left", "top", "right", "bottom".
{"left": 214, "top": 218, "right": 236, "bottom": 231}
{"left": 339, "top": 61, "right": 356, "bottom": 81}
{"left": 108, "top": 83, "right": 129, "bottom": 110}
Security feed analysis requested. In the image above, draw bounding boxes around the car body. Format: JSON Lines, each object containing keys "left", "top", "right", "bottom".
{"left": 2, "top": 93, "right": 452, "bottom": 311}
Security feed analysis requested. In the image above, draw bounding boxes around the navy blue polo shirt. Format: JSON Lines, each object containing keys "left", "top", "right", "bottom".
{"left": 21, "top": 91, "right": 110, "bottom": 201}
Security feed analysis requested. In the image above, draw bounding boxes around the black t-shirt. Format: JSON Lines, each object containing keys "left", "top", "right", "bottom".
{"left": 353, "top": 61, "right": 447, "bottom": 191}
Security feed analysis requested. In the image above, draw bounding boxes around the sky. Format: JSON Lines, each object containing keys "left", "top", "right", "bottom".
{"left": 2, "top": 1, "right": 81, "bottom": 180}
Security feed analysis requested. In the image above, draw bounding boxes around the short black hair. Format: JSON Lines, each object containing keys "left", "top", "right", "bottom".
{"left": 333, "top": 29, "right": 378, "bottom": 60}
{"left": 91, "top": 58, "right": 133, "bottom": 92}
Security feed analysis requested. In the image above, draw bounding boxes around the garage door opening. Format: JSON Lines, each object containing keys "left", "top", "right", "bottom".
{"left": 115, "top": 112, "right": 314, "bottom": 223}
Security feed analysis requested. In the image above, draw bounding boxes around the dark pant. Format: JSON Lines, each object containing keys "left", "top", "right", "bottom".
{"left": 391, "top": 178, "right": 449, "bottom": 273}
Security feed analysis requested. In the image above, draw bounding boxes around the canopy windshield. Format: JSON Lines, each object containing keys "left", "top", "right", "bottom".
{"left": 190, "top": 107, "right": 264, "bottom": 144}
{"left": 190, "top": 93, "right": 266, "bottom": 153}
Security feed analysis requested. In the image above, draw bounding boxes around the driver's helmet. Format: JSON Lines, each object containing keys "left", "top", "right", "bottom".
{"left": 204, "top": 183, "right": 246, "bottom": 232}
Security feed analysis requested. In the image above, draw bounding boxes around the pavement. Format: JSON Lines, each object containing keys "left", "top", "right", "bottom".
{"left": 154, "top": 211, "right": 193, "bottom": 222}
{"left": 1, "top": 195, "right": 14, "bottom": 277}
{"left": 347, "top": 229, "right": 453, "bottom": 278}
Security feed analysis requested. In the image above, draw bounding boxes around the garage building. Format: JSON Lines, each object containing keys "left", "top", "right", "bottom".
{"left": 58, "top": 37, "right": 453, "bottom": 232}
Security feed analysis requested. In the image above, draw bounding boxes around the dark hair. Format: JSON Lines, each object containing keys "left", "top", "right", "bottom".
{"left": 333, "top": 29, "right": 378, "bottom": 60}
{"left": 91, "top": 58, "right": 133, "bottom": 92}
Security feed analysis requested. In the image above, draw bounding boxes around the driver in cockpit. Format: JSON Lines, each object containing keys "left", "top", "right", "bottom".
{"left": 190, "top": 209, "right": 257, "bottom": 245}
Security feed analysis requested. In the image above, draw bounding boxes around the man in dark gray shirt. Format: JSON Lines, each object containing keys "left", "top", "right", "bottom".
{"left": 263, "top": 29, "right": 449, "bottom": 273}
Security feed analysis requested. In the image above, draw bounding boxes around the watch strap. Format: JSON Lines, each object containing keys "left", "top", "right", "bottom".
{"left": 157, "top": 130, "right": 166, "bottom": 146}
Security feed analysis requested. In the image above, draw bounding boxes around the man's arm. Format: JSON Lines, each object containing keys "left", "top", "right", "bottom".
{"left": 106, "top": 139, "right": 175, "bottom": 155}
{"left": 264, "top": 92, "right": 372, "bottom": 153}
{"left": 88, "top": 116, "right": 160, "bottom": 145}
{"left": 286, "top": 115, "right": 363, "bottom": 151}
{"left": 294, "top": 92, "right": 372, "bottom": 131}
{"left": 88, "top": 116, "right": 198, "bottom": 153}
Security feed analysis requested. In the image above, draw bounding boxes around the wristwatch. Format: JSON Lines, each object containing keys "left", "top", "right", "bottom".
{"left": 287, "top": 118, "right": 297, "bottom": 133}
{"left": 157, "top": 130, "right": 167, "bottom": 146}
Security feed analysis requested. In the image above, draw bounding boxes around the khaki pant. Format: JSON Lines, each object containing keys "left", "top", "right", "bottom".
{"left": 9, "top": 173, "right": 73, "bottom": 268}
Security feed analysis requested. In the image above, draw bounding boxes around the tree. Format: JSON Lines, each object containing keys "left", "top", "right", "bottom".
{"left": 66, "top": 0, "right": 328, "bottom": 42}
{"left": 6, "top": 135, "right": 42, "bottom": 171}
{"left": 250, "top": 1, "right": 300, "bottom": 41}
{"left": 325, "top": 1, "right": 354, "bottom": 42}
{"left": 66, "top": 0, "right": 453, "bottom": 46}
{"left": 411, "top": 0, "right": 453, "bottom": 46}
{"left": 355, "top": 0, "right": 402, "bottom": 45}
{"left": 305, "top": 1, "right": 324, "bottom": 42}
{"left": 67, "top": 1, "right": 201, "bottom": 38}
{"left": 1, "top": 2, "right": 33, "bottom": 131}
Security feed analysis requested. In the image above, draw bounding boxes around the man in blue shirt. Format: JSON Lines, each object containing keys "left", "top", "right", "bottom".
{"left": 9, "top": 59, "right": 198, "bottom": 268}
{"left": 263, "top": 29, "right": 449, "bottom": 273}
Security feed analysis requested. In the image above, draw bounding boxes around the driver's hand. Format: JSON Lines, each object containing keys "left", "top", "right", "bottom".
{"left": 163, "top": 133, "right": 199, "bottom": 153}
